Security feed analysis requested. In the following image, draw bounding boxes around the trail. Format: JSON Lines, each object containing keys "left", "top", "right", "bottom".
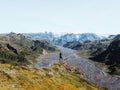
{"left": 34, "top": 46, "right": 120, "bottom": 90}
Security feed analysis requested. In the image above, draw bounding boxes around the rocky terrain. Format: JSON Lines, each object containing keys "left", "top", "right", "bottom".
{"left": 35, "top": 46, "right": 120, "bottom": 90}
{"left": 63, "top": 34, "right": 120, "bottom": 75}
{"left": 0, "top": 32, "right": 56, "bottom": 65}
{"left": 63, "top": 38, "right": 111, "bottom": 59}
{"left": 1, "top": 32, "right": 120, "bottom": 90}
{"left": 0, "top": 32, "right": 107, "bottom": 90}
{"left": 90, "top": 34, "right": 120, "bottom": 75}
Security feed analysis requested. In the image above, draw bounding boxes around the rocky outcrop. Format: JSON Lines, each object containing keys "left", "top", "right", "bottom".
{"left": 7, "top": 44, "right": 18, "bottom": 54}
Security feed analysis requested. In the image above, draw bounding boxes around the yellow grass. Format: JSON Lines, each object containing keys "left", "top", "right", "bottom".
{"left": 0, "top": 62, "right": 105, "bottom": 90}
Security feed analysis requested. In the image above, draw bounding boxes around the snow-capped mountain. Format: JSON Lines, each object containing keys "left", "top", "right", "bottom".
{"left": 23, "top": 32, "right": 110, "bottom": 45}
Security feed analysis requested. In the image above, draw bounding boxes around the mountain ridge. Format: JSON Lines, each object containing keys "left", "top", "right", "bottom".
{"left": 0, "top": 32, "right": 56, "bottom": 65}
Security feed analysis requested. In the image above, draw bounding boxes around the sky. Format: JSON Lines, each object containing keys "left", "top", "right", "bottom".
{"left": 0, "top": 0, "right": 120, "bottom": 34}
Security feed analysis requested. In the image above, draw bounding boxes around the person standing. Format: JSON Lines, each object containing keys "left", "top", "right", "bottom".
{"left": 59, "top": 52, "right": 63, "bottom": 61}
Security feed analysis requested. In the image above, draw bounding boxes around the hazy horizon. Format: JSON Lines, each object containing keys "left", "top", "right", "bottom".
{"left": 0, "top": 0, "right": 120, "bottom": 34}
{"left": 0, "top": 31, "right": 116, "bottom": 37}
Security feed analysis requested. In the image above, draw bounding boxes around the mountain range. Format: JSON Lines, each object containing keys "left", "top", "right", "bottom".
{"left": 22, "top": 32, "right": 115, "bottom": 45}
{"left": 1, "top": 32, "right": 115, "bottom": 45}
{"left": 0, "top": 32, "right": 119, "bottom": 89}
{"left": 0, "top": 32, "right": 105, "bottom": 90}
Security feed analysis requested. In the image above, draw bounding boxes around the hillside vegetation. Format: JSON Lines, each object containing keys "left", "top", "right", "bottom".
{"left": 0, "top": 62, "right": 105, "bottom": 90}
{"left": 0, "top": 33, "right": 56, "bottom": 65}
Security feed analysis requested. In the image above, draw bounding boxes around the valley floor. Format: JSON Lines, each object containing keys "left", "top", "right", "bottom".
{"left": 35, "top": 46, "right": 120, "bottom": 90}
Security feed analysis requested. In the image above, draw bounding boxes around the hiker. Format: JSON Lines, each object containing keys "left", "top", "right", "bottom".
{"left": 59, "top": 52, "right": 63, "bottom": 61}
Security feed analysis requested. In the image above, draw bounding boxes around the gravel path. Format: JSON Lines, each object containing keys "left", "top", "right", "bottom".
{"left": 34, "top": 46, "right": 120, "bottom": 90}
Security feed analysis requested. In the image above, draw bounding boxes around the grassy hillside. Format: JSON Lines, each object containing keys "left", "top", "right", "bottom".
{"left": 0, "top": 62, "right": 105, "bottom": 90}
